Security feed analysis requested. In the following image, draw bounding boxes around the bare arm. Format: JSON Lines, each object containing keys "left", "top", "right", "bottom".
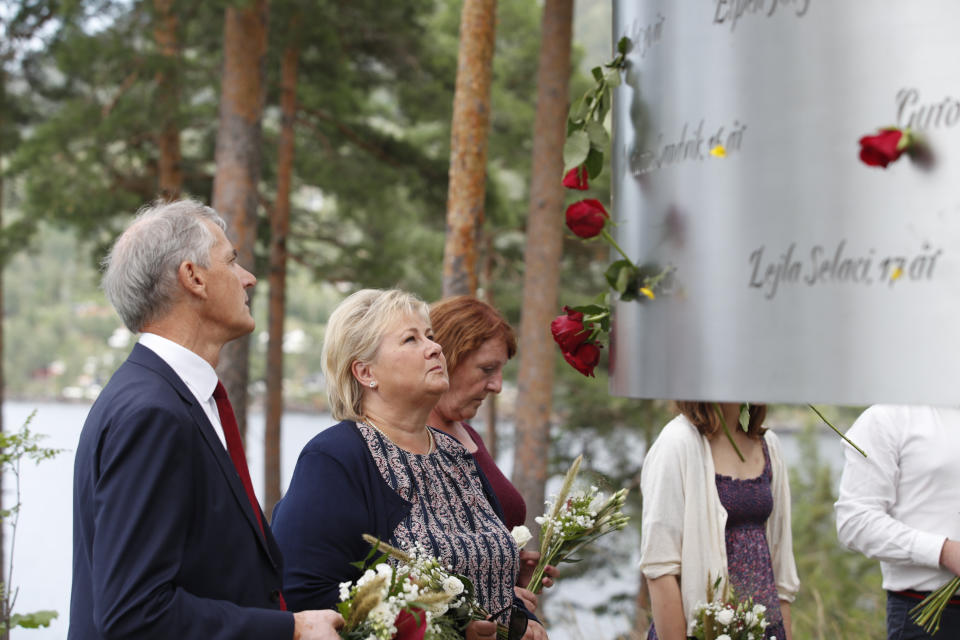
{"left": 647, "top": 574, "right": 686, "bottom": 640}
{"left": 779, "top": 600, "right": 792, "bottom": 640}
{"left": 941, "top": 539, "right": 960, "bottom": 575}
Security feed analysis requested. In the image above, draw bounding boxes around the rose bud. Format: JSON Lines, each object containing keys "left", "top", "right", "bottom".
{"left": 551, "top": 306, "right": 589, "bottom": 352}
{"left": 858, "top": 129, "right": 904, "bottom": 168}
{"left": 565, "top": 199, "right": 609, "bottom": 239}
{"left": 563, "top": 341, "right": 601, "bottom": 377}
{"left": 393, "top": 607, "right": 427, "bottom": 640}
{"left": 562, "top": 166, "right": 589, "bottom": 190}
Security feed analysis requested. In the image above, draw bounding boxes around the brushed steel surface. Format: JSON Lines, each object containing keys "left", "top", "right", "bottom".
{"left": 610, "top": 2, "right": 960, "bottom": 405}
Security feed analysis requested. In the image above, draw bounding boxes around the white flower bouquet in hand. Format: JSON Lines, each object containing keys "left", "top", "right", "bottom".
{"left": 691, "top": 575, "right": 772, "bottom": 640}
{"left": 524, "top": 454, "right": 630, "bottom": 594}
{"left": 351, "top": 534, "right": 514, "bottom": 640}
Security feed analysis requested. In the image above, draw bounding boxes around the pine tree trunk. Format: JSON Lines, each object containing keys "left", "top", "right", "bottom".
{"left": 511, "top": 0, "right": 573, "bottom": 531}
{"left": 211, "top": 0, "right": 268, "bottom": 443}
{"left": 481, "top": 234, "right": 498, "bottom": 458}
{"left": 152, "top": 0, "right": 182, "bottom": 200}
{"left": 264, "top": 36, "right": 299, "bottom": 519}
{"left": 442, "top": 0, "right": 497, "bottom": 297}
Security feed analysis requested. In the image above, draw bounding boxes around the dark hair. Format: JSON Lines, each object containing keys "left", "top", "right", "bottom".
{"left": 429, "top": 296, "right": 517, "bottom": 374}
{"left": 675, "top": 401, "right": 767, "bottom": 439}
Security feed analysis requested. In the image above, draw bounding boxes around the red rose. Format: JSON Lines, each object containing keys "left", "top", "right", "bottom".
{"left": 563, "top": 341, "right": 601, "bottom": 377}
{"left": 562, "top": 166, "right": 589, "bottom": 190}
{"left": 858, "top": 129, "right": 904, "bottom": 168}
{"left": 565, "top": 199, "right": 609, "bottom": 239}
{"left": 551, "top": 306, "right": 589, "bottom": 352}
{"left": 393, "top": 608, "right": 427, "bottom": 640}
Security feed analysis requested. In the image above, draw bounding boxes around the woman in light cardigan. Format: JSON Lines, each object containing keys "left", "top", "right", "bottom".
{"left": 639, "top": 402, "right": 799, "bottom": 639}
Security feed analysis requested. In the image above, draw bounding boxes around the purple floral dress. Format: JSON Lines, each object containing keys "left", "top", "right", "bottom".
{"left": 648, "top": 440, "right": 786, "bottom": 640}
{"left": 715, "top": 440, "right": 785, "bottom": 640}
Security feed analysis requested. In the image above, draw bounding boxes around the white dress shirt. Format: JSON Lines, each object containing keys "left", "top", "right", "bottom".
{"left": 835, "top": 404, "right": 960, "bottom": 591}
{"left": 138, "top": 333, "right": 227, "bottom": 450}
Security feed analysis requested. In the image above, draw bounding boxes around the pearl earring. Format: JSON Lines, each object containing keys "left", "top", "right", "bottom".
{"left": 369, "top": 381, "right": 377, "bottom": 388}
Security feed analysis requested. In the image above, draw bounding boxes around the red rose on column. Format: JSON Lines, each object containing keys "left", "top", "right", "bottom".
{"left": 858, "top": 128, "right": 904, "bottom": 168}
{"left": 565, "top": 199, "right": 609, "bottom": 239}
{"left": 551, "top": 306, "right": 589, "bottom": 352}
{"left": 563, "top": 341, "right": 601, "bottom": 377}
{"left": 562, "top": 166, "right": 589, "bottom": 190}
{"left": 393, "top": 608, "right": 427, "bottom": 640}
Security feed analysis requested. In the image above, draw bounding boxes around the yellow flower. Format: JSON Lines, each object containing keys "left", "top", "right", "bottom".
{"left": 891, "top": 266, "right": 903, "bottom": 281}
{"left": 640, "top": 287, "right": 655, "bottom": 300}
{"left": 710, "top": 145, "right": 727, "bottom": 158}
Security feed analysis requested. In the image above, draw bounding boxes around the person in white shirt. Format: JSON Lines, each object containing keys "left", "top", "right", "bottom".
{"left": 639, "top": 402, "right": 799, "bottom": 640}
{"left": 836, "top": 404, "right": 960, "bottom": 639}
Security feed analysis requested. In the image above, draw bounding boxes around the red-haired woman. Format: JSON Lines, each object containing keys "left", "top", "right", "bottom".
{"left": 428, "top": 296, "right": 556, "bottom": 606}
{"left": 639, "top": 402, "right": 799, "bottom": 640}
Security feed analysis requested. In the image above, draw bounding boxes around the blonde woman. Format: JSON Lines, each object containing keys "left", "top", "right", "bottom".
{"left": 271, "top": 289, "right": 546, "bottom": 640}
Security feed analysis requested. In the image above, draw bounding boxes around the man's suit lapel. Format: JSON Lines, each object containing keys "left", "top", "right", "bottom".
{"left": 127, "top": 344, "right": 279, "bottom": 567}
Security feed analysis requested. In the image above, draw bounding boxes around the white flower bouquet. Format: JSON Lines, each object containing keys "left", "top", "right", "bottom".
{"left": 691, "top": 576, "right": 772, "bottom": 640}
{"left": 341, "top": 534, "right": 511, "bottom": 640}
{"left": 524, "top": 455, "right": 630, "bottom": 593}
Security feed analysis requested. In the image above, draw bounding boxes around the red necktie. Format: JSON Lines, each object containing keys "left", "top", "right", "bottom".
{"left": 213, "top": 381, "right": 287, "bottom": 611}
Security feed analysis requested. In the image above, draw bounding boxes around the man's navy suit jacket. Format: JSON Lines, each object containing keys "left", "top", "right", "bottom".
{"left": 69, "top": 344, "right": 294, "bottom": 640}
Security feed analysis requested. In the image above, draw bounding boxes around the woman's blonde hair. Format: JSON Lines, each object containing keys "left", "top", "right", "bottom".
{"left": 322, "top": 288, "right": 431, "bottom": 421}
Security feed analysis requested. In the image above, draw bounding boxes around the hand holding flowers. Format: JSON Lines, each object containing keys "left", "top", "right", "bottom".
{"left": 523, "top": 455, "right": 630, "bottom": 594}
{"left": 338, "top": 535, "right": 498, "bottom": 640}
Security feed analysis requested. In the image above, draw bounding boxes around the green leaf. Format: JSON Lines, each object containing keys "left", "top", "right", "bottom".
{"left": 570, "top": 304, "right": 608, "bottom": 316}
{"left": 11, "top": 610, "right": 58, "bottom": 629}
{"left": 596, "top": 88, "right": 612, "bottom": 123}
{"left": 570, "top": 95, "right": 589, "bottom": 124}
{"left": 584, "top": 147, "right": 604, "bottom": 179}
{"left": 604, "top": 68, "right": 622, "bottom": 89}
{"left": 591, "top": 66, "right": 603, "bottom": 83}
{"left": 585, "top": 120, "right": 609, "bottom": 150}
{"left": 563, "top": 130, "right": 591, "bottom": 172}
{"left": 604, "top": 259, "right": 633, "bottom": 291}
{"left": 597, "top": 314, "right": 611, "bottom": 333}
{"left": 617, "top": 36, "right": 630, "bottom": 55}
{"left": 615, "top": 264, "right": 631, "bottom": 293}
{"left": 739, "top": 403, "right": 750, "bottom": 432}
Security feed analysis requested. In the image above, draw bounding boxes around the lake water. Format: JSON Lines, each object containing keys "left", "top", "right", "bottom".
{"left": 4, "top": 401, "right": 849, "bottom": 639}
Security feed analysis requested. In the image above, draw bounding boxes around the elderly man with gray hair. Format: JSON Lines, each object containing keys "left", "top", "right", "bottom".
{"left": 69, "top": 199, "right": 343, "bottom": 640}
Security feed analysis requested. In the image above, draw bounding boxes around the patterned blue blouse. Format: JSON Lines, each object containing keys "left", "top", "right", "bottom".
{"left": 358, "top": 423, "right": 519, "bottom": 624}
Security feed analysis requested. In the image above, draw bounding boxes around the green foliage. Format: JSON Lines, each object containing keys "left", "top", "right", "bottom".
{"left": 0, "top": 411, "right": 63, "bottom": 632}
{"left": 563, "top": 36, "right": 627, "bottom": 175}
{"left": 787, "top": 423, "right": 885, "bottom": 639}
{"left": 9, "top": 610, "right": 58, "bottom": 629}
{"left": 0, "top": 411, "right": 62, "bottom": 467}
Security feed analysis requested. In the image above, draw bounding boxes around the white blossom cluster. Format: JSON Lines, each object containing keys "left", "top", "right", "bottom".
{"left": 399, "top": 542, "right": 467, "bottom": 614}
{"left": 534, "top": 486, "right": 600, "bottom": 536}
{"left": 337, "top": 543, "right": 469, "bottom": 640}
{"left": 691, "top": 598, "right": 772, "bottom": 640}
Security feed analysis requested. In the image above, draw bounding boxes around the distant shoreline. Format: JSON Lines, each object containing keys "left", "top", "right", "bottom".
{"left": 3, "top": 395, "right": 332, "bottom": 416}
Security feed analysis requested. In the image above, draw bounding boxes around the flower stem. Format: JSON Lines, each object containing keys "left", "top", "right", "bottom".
{"left": 713, "top": 402, "right": 745, "bottom": 462}
{"left": 601, "top": 229, "right": 631, "bottom": 262}
{"left": 910, "top": 576, "right": 960, "bottom": 634}
{"left": 808, "top": 404, "right": 867, "bottom": 458}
